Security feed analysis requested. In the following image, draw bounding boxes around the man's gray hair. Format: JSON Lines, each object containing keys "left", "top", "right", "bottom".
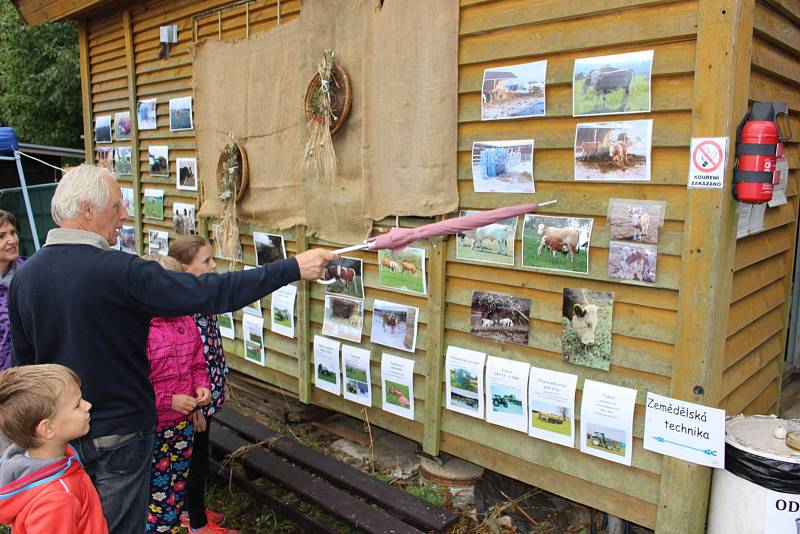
{"left": 51, "top": 164, "right": 113, "bottom": 225}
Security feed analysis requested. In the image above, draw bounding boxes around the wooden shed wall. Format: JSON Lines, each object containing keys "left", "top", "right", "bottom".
{"left": 721, "top": 0, "right": 800, "bottom": 416}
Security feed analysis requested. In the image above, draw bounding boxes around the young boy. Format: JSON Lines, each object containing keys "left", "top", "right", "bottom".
{"left": 0, "top": 364, "right": 108, "bottom": 533}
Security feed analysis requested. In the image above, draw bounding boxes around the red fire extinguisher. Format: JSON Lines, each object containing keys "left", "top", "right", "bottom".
{"left": 733, "top": 102, "right": 791, "bottom": 204}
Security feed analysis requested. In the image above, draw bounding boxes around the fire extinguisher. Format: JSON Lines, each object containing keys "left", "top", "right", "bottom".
{"left": 733, "top": 102, "right": 791, "bottom": 204}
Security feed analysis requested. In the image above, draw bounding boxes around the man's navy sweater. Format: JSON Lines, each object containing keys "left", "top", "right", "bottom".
{"left": 9, "top": 244, "right": 300, "bottom": 438}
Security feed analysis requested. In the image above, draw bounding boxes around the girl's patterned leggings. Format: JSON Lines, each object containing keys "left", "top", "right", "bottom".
{"left": 146, "top": 419, "right": 194, "bottom": 533}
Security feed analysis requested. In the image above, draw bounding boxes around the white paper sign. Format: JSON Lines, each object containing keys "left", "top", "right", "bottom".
{"left": 313, "top": 335, "right": 341, "bottom": 396}
{"left": 764, "top": 489, "right": 800, "bottom": 534}
{"left": 643, "top": 392, "right": 725, "bottom": 468}
{"left": 485, "top": 356, "right": 530, "bottom": 432}
{"left": 736, "top": 202, "right": 753, "bottom": 239}
{"left": 579, "top": 379, "right": 637, "bottom": 465}
{"left": 529, "top": 367, "right": 578, "bottom": 448}
{"left": 241, "top": 314, "right": 265, "bottom": 366}
{"left": 381, "top": 353, "right": 415, "bottom": 420}
{"left": 749, "top": 203, "right": 766, "bottom": 235}
{"left": 270, "top": 284, "right": 297, "bottom": 338}
{"left": 342, "top": 345, "right": 372, "bottom": 407}
{"left": 445, "top": 346, "right": 486, "bottom": 419}
{"left": 688, "top": 137, "right": 728, "bottom": 189}
{"left": 242, "top": 266, "right": 263, "bottom": 317}
{"left": 769, "top": 155, "right": 789, "bottom": 207}
{"left": 218, "top": 312, "right": 235, "bottom": 340}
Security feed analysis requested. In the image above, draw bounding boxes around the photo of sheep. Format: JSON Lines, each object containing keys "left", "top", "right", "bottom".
{"left": 137, "top": 98, "right": 157, "bottom": 130}
{"left": 114, "top": 147, "right": 132, "bottom": 175}
{"left": 481, "top": 60, "right": 547, "bottom": 120}
{"left": 574, "top": 120, "right": 652, "bottom": 182}
{"left": 176, "top": 157, "right": 198, "bottom": 191}
{"left": 253, "top": 232, "right": 286, "bottom": 266}
{"left": 607, "top": 198, "right": 665, "bottom": 244}
{"left": 471, "top": 140, "right": 534, "bottom": 193}
{"left": 561, "top": 288, "right": 614, "bottom": 371}
{"left": 96, "top": 147, "right": 113, "bottom": 171}
{"left": 322, "top": 256, "right": 364, "bottom": 299}
{"left": 114, "top": 111, "right": 131, "bottom": 141}
{"left": 94, "top": 115, "right": 112, "bottom": 143}
{"left": 370, "top": 300, "right": 419, "bottom": 353}
{"left": 521, "top": 214, "right": 593, "bottom": 274}
{"left": 377, "top": 247, "right": 426, "bottom": 295}
{"left": 608, "top": 241, "right": 657, "bottom": 284}
{"left": 455, "top": 210, "right": 517, "bottom": 266}
{"left": 148, "top": 145, "right": 169, "bottom": 176}
{"left": 470, "top": 290, "right": 531, "bottom": 346}
{"left": 169, "top": 96, "right": 193, "bottom": 131}
{"left": 573, "top": 50, "right": 653, "bottom": 116}
{"left": 322, "top": 295, "right": 363, "bottom": 343}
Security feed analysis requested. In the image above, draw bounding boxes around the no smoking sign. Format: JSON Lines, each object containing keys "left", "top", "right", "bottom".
{"left": 688, "top": 137, "right": 728, "bottom": 189}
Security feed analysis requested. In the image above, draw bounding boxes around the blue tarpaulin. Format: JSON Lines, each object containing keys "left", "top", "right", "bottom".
{"left": 0, "top": 127, "right": 18, "bottom": 156}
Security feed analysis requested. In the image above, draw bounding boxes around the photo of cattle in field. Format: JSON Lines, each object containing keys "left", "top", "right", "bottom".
{"left": 370, "top": 300, "right": 418, "bottom": 353}
{"left": 521, "top": 214, "right": 593, "bottom": 274}
{"left": 470, "top": 290, "right": 531, "bottom": 346}
{"left": 561, "top": 288, "right": 614, "bottom": 371}
{"left": 608, "top": 241, "right": 657, "bottom": 284}
{"left": 572, "top": 50, "right": 653, "bottom": 116}
{"left": 377, "top": 248, "right": 426, "bottom": 295}
{"left": 607, "top": 198, "right": 665, "bottom": 243}
{"left": 456, "top": 210, "right": 518, "bottom": 266}
{"left": 481, "top": 60, "right": 547, "bottom": 120}
{"left": 574, "top": 120, "right": 652, "bottom": 182}
{"left": 471, "top": 140, "right": 534, "bottom": 193}
{"left": 322, "top": 295, "right": 364, "bottom": 343}
{"left": 322, "top": 256, "right": 364, "bottom": 299}
{"left": 253, "top": 232, "right": 287, "bottom": 266}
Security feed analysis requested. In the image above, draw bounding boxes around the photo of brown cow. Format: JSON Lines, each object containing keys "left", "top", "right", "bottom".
{"left": 574, "top": 120, "right": 652, "bottom": 182}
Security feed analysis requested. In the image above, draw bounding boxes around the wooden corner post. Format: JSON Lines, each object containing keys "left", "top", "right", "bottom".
{"left": 423, "top": 235, "right": 447, "bottom": 455}
{"left": 656, "top": 1, "right": 754, "bottom": 532}
{"left": 122, "top": 10, "right": 144, "bottom": 255}
{"left": 78, "top": 19, "right": 93, "bottom": 163}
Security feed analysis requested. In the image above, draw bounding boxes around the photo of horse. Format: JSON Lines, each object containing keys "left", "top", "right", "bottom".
{"left": 573, "top": 50, "right": 653, "bottom": 116}
{"left": 370, "top": 300, "right": 418, "bottom": 353}
{"left": 322, "top": 256, "right": 364, "bottom": 299}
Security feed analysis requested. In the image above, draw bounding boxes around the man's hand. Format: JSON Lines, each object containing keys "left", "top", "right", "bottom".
{"left": 294, "top": 248, "right": 339, "bottom": 281}
{"left": 192, "top": 409, "right": 207, "bottom": 432}
{"left": 195, "top": 387, "right": 211, "bottom": 406}
{"left": 171, "top": 394, "right": 197, "bottom": 415}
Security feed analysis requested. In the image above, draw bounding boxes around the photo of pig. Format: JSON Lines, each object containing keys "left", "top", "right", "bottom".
{"left": 561, "top": 288, "right": 614, "bottom": 371}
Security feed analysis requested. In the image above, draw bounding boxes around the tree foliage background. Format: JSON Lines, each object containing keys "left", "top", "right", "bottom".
{"left": 0, "top": 2, "right": 82, "bottom": 147}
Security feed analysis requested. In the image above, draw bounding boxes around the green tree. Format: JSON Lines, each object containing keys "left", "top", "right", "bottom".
{"left": 0, "top": 3, "right": 82, "bottom": 147}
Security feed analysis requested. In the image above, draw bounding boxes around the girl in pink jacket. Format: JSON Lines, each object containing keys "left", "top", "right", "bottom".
{"left": 142, "top": 255, "right": 211, "bottom": 534}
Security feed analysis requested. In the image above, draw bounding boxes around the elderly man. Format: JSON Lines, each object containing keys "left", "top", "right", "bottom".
{"left": 8, "top": 164, "right": 335, "bottom": 534}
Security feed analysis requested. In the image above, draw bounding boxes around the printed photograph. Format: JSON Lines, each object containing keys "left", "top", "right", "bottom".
{"left": 607, "top": 198, "right": 665, "bottom": 243}
{"left": 137, "top": 98, "right": 157, "bottom": 130}
{"left": 169, "top": 96, "right": 193, "bottom": 131}
{"left": 243, "top": 318, "right": 265, "bottom": 365}
{"left": 218, "top": 312, "right": 234, "bottom": 334}
{"left": 94, "top": 115, "right": 112, "bottom": 143}
{"left": 489, "top": 384, "right": 524, "bottom": 416}
{"left": 114, "top": 111, "right": 131, "bottom": 141}
{"left": 322, "top": 256, "right": 364, "bottom": 299}
{"left": 148, "top": 229, "right": 168, "bottom": 256}
{"left": 317, "top": 362, "right": 339, "bottom": 385}
{"left": 253, "top": 232, "right": 286, "bottom": 266}
{"left": 384, "top": 380, "right": 412, "bottom": 410}
{"left": 470, "top": 290, "right": 531, "bottom": 346}
{"left": 608, "top": 241, "right": 657, "bottom": 284}
{"left": 370, "top": 300, "right": 419, "bottom": 353}
{"left": 456, "top": 210, "right": 517, "bottom": 266}
{"left": 272, "top": 302, "right": 292, "bottom": 329}
{"left": 119, "top": 225, "right": 136, "bottom": 254}
{"left": 322, "top": 295, "right": 363, "bottom": 343}
{"left": 377, "top": 247, "right": 426, "bottom": 295}
{"left": 562, "top": 288, "right": 614, "bottom": 371}
{"left": 449, "top": 367, "right": 480, "bottom": 413}
{"left": 172, "top": 202, "right": 196, "bottom": 235}
{"left": 96, "top": 147, "right": 113, "bottom": 171}
{"left": 120, "top": 187, "right": 135, "bottom": 218}
{"left": 114, "top": 147, "right": 132, "bottom": 175}
{"left": 585, "top": 423, "right": 627, "bottom": 458}
{"left": 481, "top": 60, "right": 547, "bottom": 120}
{"left": 531, "top": 400, "right": 572, "bottom": 437}
{"left": 471, "top": 140, "right": 534, "bottom": 193}
{"left": 344, "top": 363, "right": 370, "bottom": 402}
{"left": 522, "top": 214, "right": 593, "bottom": 274}
{"left": 148, "top": 145, "right": 169, "bottom": 176}
{"left": 176, "top": 157, "right": 198, "bottom": 191}
{"left": 573, "top": 50, "right": 653, "bottom": 116}
{"left": 143, "top": 189, "right": 164, "bottom": 220}
{"left": 574, "top": 120, "right": 652, "bottom": 182}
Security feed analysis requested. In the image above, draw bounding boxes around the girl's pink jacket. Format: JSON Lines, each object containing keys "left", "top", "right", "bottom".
{"left": 146, "top": 316, "right": 210, "bottom": 426}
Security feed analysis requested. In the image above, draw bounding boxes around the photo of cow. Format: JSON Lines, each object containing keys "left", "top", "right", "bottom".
{"left": 470, "top": 290, "right": 531, "bottom": 346}
{"left": 572, "top": 50, "right": 653, "bottom": 116}
{"left": 561, "top": 288, "right": 614, "bottom": 371}
{"left": 377, "top": 247, "right": 426, "bottom": 295}
{"left": 456, "top": 210, "right": 518, "bottom": 266}
{"left": 370, "top": 300, "right": 419, "bottom": 353}
{"left": 481, "top": 60, "right": 547, "bottom": 120}
{"left": 521, "top": 214, "right": 593, "bottom": 274}
{"left": 322, "top": 295, "right": 363, "bottom": 343}
{"left": 253, "top": 232, "right": 286, "bottom": 266}
{"left": 574, "top": 120, "right": 652, "bottom": 182}
{"left": 607, "top": 198, "right": 665, "bottom": 244}
{"left": 323, "top": 256, "right": 364, "bottom": 299}
{"left": 471, "top": 140, "right": 534, "bottom": 193}
{"left": 608, "top": 241, "right": 657, "bottom": 284}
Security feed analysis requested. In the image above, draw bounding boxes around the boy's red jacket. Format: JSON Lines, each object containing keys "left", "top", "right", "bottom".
{"left": 0, "top": 446, "right": 108, "bottom": 533}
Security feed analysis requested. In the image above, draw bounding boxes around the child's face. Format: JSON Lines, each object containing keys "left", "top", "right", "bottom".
{"left": 51, "top": 381, "right": 92, "bottom": 442}
{"left": 185, "top": 244, "right": 217, "bottom": 276}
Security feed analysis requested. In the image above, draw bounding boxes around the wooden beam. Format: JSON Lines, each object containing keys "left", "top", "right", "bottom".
{"left": 423, "top": 235, "right": 447, "bottom": 455}
{"left": 78, "top": 18, "right": 93, "bottom": 162}
{"left": 122, "top": 10, "right": 143, "bottom": 255}
{"left": 656, "top": 1, "right": 755, "bottom": 533}
{"left": 295, "top": 225, "right": 311, "bottom": 403}
{"left": 15, "top": 0, "right": 108, "bottom": 25}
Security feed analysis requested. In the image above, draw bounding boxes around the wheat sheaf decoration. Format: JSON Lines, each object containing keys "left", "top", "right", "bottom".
{"left": 215, "top": 133, "right": 247, "bottom": 261}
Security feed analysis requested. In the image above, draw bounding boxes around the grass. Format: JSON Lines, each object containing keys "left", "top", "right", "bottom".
{"left": 272, "top": 312, "right": 291, "bottom": 328}
{"left": 144, "top": 197, "right": 163, "bottom": 219}
{"left": 345, "top": 365, "right": 367, "bottom": 382}
{"left": 561, "top": 306, "right": 613, "bottom": 371}
{"left": 385, "top": 380, "right": 410, "bottom": 407}
{"left": 378, "top": 269, "right": 425, "bottom": 294}
{"left": 245, "top": 341, "right": 262, "bottom": 363}
{"left": 521, "top": 228, "right": 588, "bottom": 273}
{"left": 531, "top": 415, "right": 572, "bottom": 436}
{"left": 218, "top": 314, "right": 233, "bottom": 329}
{"left": 456, "top": 240, "right": 514, "bottom": 265}
{"left": 317, "top": 367, "right": 338, "bottom": 384}
{"left": 573, "top": 74, "right": 650, "bottom": 115}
